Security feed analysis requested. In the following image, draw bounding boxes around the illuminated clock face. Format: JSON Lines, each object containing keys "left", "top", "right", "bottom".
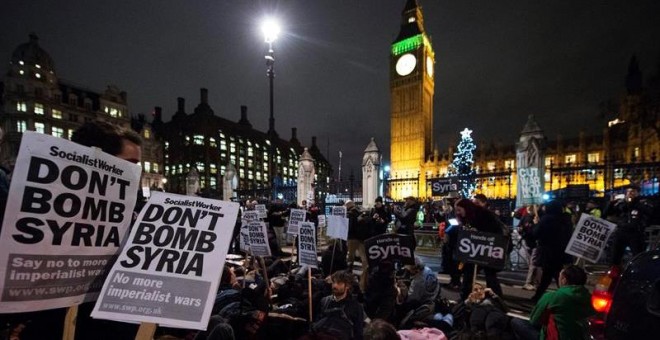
{"left": 396, "top": 53, "right": 417, "bottom": 76}
{"left": 426, "top": 56, "right": 434, "bottom": 77}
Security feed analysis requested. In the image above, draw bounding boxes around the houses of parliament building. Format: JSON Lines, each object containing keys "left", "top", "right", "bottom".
{"left": 389, "top": 0, "right": 659, "bottom": 201}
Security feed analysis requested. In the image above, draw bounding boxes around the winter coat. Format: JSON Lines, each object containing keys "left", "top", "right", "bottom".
{"left": 530, "top": 285, "right": 595, "bottom": 340}
{"left": 533, "top": 201, "right": 573, "bottom": 267}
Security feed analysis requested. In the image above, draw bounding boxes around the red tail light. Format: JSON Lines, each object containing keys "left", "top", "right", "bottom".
{"left": 591, "top": 266, "right": 621, "bottom": 314}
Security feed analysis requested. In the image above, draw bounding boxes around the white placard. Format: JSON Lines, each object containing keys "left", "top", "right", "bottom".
{"left": 0, "top": 132, "right": 141, "bottom": 313}
{"left": 239, "top": 222, "right": 250, "bottom": 252}
{"left": 287, "top": 209, "right": 307, "bottom": 235}
{"left": 298, "top": 222, "right": 317, "bottom": 268}
{"left": 242, "top": 210, "right": 259, "bottom": 222}
{"left": 247, "top": 221, "right": 271, "bottom": 257}
{"left": 565, "top": 213, "right": 617, "bottom": 263}
{"left": 255, "top": 204, "right": 268, "bottom": 219}
{"left": 332, "top": 206, "right": 346, "bottom": 217}
{"left": 318, "top": 215, "right": 326, "bottom": 228}
{"left": 326, "top": 216, "right": 349, "bottom": 241}
{"left": 91, "top": 191, "right": 239, "bottom": 330}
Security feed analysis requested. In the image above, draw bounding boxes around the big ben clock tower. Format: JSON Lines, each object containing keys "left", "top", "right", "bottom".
{"left": 390, "top": 0, "right": 435, "bottom": 199}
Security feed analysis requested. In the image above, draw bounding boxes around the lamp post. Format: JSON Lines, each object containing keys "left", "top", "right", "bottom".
{"left": 262, "top": 18, "right": 280, "bottom": 200}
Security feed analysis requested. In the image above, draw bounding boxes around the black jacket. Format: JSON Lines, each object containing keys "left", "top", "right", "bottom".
{"left": 534, "top": 201, "right": 573, "bottom": 266}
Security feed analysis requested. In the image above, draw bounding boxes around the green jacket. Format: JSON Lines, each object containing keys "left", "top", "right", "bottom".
{"left": 530, "top": 285, "right": 595, "bottom": 340}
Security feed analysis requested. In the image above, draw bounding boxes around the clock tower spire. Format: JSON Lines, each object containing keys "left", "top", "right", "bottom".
{"left": 389, "top": 0, "right": 435, "bottom": 199}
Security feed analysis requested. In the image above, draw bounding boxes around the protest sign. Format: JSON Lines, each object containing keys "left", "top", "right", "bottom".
{"left": 518, "top": 167, "right": 543, "bottom": 205}
{"left": 331, "top": 206, "right": 346, "bottom": 217}
{"left": 0, "top": 132, "right": 141, "bottom": 313}
{"left": 455, "top": 229, "right": 509, "bottom": 270}
{"left": 255, "top": 204, "right": 267, "bottom": 219}
{"left": 429, "top": 178, "right": 460, "bottom": 196}
{"left": 326, "top": 216, "right": 349, "bottom": 240}
{"left": 318, "top": 215, "right": 326, "bottom": 228}
{"left": 247, "top": 221, "right": 271, "bottom": 257}
{"left": 239, "top": 222, "right": 250, "bottom": 252}
{"left": 91, "top": 191, "right": 239, "bottom": 330}
{"left": 287, "top": 209, "right": 307, "bottom": 235}
{"left": 565, "top": 213, "right": 616, "bottom": 263}
{"left": 242, "top": 210, "right": 259, "bottom": 222}
{"left": 364, "top": 234, "right": 415, "bottom": 268}
{"left": 298, "top": 222, "right": 317, "bottom": 268}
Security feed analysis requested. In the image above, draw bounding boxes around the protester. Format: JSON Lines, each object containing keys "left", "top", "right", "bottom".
{"left": 464, "top": 283, "right": 509, "bottom": 338}
{"left": 454, "top": 198, "right": 505, "bottom": 300}
{"left": 393, "top": 197, "right": 419, "bottom": 247}
{"left": 365, "top": 260, "right": 397, "bottom": 323}
{"left": 511, "top": 265, "right": 595, "bottom": 340}
{"left": 585, "top": 199, "right": 602, "bottom": 218}
{"left": 519, "top": 205, "right": 541, "bottom": 291}
{"left": 531, "top": 200, "right": 573, "bottom": 302}
{"left": 604, "top": 185, "right": 653, "bottom": 266}
{"left": 364, "top": 319, "right": 401, "bottom": 340}
{"left": 345, "top": 200, "right": 370, "bottom": 290}
{"left": 440, "top": 203, "right": 462, "bottom": 289}
{"left": 313, "top": 270, "right": 365, "bottom": 340}
{"left": 472, "top": 194, "right": 489, "bottom": 208}
{"left": 395, "top": 256, "right": 439, "bottom": 329}
{"left": 371, "top": 196, "right": 392, "bottom": 235}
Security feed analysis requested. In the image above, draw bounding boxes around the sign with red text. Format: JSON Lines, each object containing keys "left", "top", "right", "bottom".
{"left": 0, "top": 132, "right": 141, "bottom": 313}
{"left": 92, "top": 191, "right": 239, "bottom": 330}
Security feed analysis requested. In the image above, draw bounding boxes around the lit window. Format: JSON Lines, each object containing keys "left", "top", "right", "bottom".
{"left": 545, "top": 170, "right": 551, "bottom": 182}
{"left": 219, "top": 132, "right": 225, "bottom": 138}
{"left": 220, "top": 140, "right": 227, "bottom": 150}
{"left": 196, "top": 162, "right": 204, "bottom": 172}
{"left": 210, "top": 177, "right": 216, "bottom": 187}
{"left": 51, "top": 127, "right": 64, "bottom": 138}
{"left": 487, "top": 162, "right": 496, "bottom": 171}
{"left": 209, "top": 138, "right": 217, "bottom": 148}
{"left": 110, "top": 108, "right": 118, "bottom": 117}
{"left": 144, "top": 162, "right": 151, "bottom": 172}
{"left": 408, "top": 17, "right": 416, "bottom": 23}
{"left": 230, "top": 155, "right": 236, "bottom": 164}
{"left": 248, "top": 170, "right": 254, "bottom": 180}
{"left": 210, "top": 164, "right": 217, "bottom": 174}
{"left": 633, "top": 147, "right": 640, "bottom": 159}
{"left": 52, "top": 109, "right": 62, "bottom": 119}
{"left": 230, "top": 143, "right": 236, "bottom": 153}
{"left": 35, "top": 73, "right": 41, "bottom": 79}
{"left": 545, "top": 156, "right": 554, "bottom": 167}
{"left": 35, "top": 64, "right": 41, "bottom": 69}
{"left": 16, "top": 102, "right": 27, "bottom": 112}
{"left": 587, "top": 153, "right": 599, "bottom": 163}
{"left": 256, "top": 172, "right": 262, "bottom": 180}
{"left": 34, "top": 103, "right": 44, "bottom": 115}
{"left": 104, "top": 106, "right": 109, "bottom": 113}
{"left": 153, "top": 163, "right": 159, "bottom": 173}
{"left": 248, "top": 159, "right": 254, "bottom": 167}
{"left": 16, "top": 120, "right": 27, "bottom": 133}
{"left": 194, "top": 135, "right": 204, "bottom": 145}
{"left": 35, "top": 122, "right": 45, "bottom": 134}
{"left": 240, "top": 157, "right": 245, "bottom": 167}
{"left": 165, "top": 141, "right": 169, "bottom": 150}
{"left": 248, "top": 147, "right": 254, "bottom": 157}
{"left": 565, "top": 154, "right": 576, "bottom": 164}
{"left": 504, "top": 159, "right": 515, "bottom": 170}
{"left": 185, "top": 136, "right": 190, "bottom": 146}
{"left": 68, "top": 129, "right": 74, "bottom": 139}
{"left": 18, "top": 60, "right": 24, "bottom": 65}
{"left": 19, "top": 70, "right": 24, "bottom": 75}
{"left": 144, "top": 129, "right": 151, "bottom": 139}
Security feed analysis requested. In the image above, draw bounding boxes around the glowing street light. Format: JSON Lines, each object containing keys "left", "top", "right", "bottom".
{"left": 261, "top": 17, "right": 280, "bottom": 199}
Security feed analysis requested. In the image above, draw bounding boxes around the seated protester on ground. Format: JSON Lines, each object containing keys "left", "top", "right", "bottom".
{"left": 464, "top": 283, "right": 509, "bottom": 338}
{"left": 511, "top": 265, "right": 595, "bottom": 340}
{"left": 321, "top": 239, "right": 348, "bottom": 276}
{"left": 364, "top": 319, "right": 401, "bottom": 340}
{"left": 395, "top": 257, "right": 439, "bottom": 328}
{"left": 365, "top": 260, "right": 398, "bottom": 323}
{"left": 218, "top": 279, "right": 270, "bottom": 340}
{"left": 313, "top": 270, "right": 365, "bottom": 340}
{"left": 194, "top": 315, "right": 235, "bottom": 340}
{"left": 213, "top": 266, "right": 243, "bottom": 314}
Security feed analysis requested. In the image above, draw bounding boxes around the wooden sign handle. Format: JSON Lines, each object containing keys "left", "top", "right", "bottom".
{"left": 308, "top": 268, "right": 313, "bottom": 328}
{"left": 135, "top": 322, "right": 157, "bottom": 340}
{"left": 62, "top": 305, "right": 78, "bottom": 340}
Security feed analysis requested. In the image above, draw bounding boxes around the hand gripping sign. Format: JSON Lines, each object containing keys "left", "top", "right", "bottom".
{"left": 565, "top": 213, "right": 617, "bottom": 263}
{"left": 91, "top": 191, "right": 239, "bottom": 330}
{"left": 0, "top": 132, "right": 141, "bottom": 313}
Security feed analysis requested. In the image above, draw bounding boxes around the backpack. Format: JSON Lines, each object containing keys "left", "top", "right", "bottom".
{"left": 312, "top": 298, "right": 354, "bottom": 340}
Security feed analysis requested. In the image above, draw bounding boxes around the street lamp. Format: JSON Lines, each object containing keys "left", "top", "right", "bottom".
{"left": 262, "top": 17, "right": 280, "bottom": 200}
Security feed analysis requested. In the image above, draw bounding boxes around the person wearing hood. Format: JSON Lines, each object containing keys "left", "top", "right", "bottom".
{"left": 531, "top": 200, "right": 573, "bottom": 301}
{"left": 512, "top": 265, "right": 595, "bottom": 340}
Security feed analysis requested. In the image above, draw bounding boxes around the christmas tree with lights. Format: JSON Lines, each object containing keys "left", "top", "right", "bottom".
{"left": 450, "top": 128, "right": 477, "bottom": 198}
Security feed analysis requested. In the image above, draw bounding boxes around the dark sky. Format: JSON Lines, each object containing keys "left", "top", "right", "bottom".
{"left": 2, "top": 0, "right": 659, "bottom": 175}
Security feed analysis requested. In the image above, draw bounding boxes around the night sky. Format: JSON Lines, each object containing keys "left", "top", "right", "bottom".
{"left": 2, "top": 0, "right": 659, "bottom": 175}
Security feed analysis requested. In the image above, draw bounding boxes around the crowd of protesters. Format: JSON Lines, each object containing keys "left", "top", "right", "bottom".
{"left": 1, "top": 122, "right": 658, "bottom": 340}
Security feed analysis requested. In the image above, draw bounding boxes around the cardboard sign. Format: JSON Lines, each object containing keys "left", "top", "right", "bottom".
{"left": 518, "top": 167, "right": 543, "bottom": 205}
{"left": 455, "top": 229, "right": 509, "bottom": 270}
{"left": 255, "top": 204, "right": 267, "bottom": 219}
{"left": 91, "top": 191, "right": 239, "bottom": 330}
{"left": 298, "top": 222, "right": 317, "bottom": 268}
{"left": 364, "top": 234, "right": 415, "bottom": 268}
{"left": 239, "top": 222, "right": 250, "bottom": 252}
{"left": 331, "top": 206, "right": 346, "bottom": 217}
{"left": 287, "top": 209, "right": 307, "bottom": 235}
{"left": 247, "top": 221, "right": 271, "bottom": 257}
{"left": 242, "top": 210, "right": 259, "bottom": 222}
{"left": 565, "top": 213, "right": 617, "bottom": 263}
{"left": 0, "top": 132, "right": 141, "bottom": 313}
{"left": 429, "top": 178, "right": 460, "bottom": 196}
{"left": 326, "top": 216, "right": 349, "bottom": 241}
{"left": 318, "top": 215, "right": 326, "bottom": 228}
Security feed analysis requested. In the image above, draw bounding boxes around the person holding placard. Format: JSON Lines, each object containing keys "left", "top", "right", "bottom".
{"left": 454, "top": 199, "right": 505, "bottom": 301}
{"left": 605, "top": 185, "right": 653, "bottom": 266}
{"left": 345, "top": 200, "right": 370, "bottom": 291}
